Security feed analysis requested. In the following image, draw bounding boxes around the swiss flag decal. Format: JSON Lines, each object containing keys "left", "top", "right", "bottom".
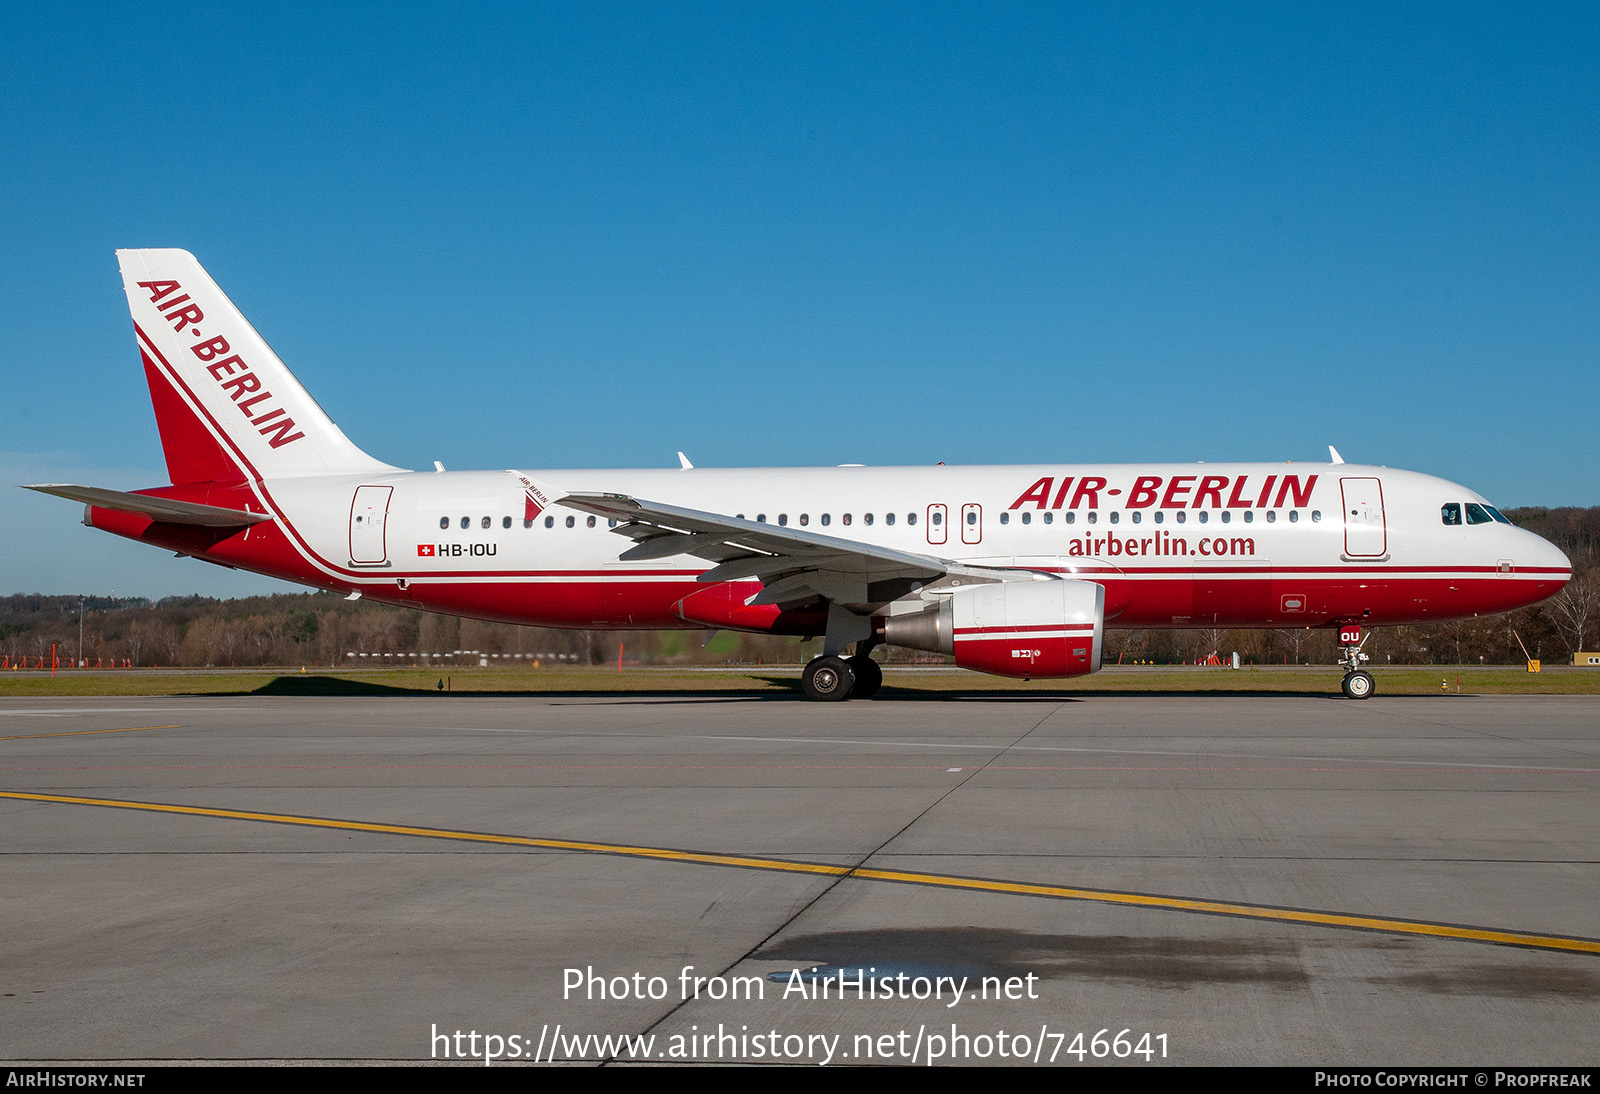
{"left": 417, "top": 544, "right": 435, "bottom": 557}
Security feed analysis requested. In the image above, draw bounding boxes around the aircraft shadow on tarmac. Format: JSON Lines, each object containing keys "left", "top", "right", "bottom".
{"left": 228, "top": 674, "right": 1411, "bottom": 702}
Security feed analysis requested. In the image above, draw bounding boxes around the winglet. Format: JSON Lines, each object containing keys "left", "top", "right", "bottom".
{"left": 506, "top": 471, "right": 565, "bottom": 523}
{"left": 1328, "top": 445, "right": 1345, "bottom": 465}
{"left": 677, "top": 451, "right": 694, "bottom": 470}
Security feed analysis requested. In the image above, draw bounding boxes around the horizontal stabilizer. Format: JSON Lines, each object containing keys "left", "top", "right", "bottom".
{"left": 24, "top": 484, "right": 273, "bottom": 527}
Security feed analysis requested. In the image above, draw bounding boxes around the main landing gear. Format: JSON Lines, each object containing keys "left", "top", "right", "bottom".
{"left": 1337, "top": 624, "right": 1375, "bottom": 700}
{"left": 801, "top": 647, "right": 883, "bottom": 701}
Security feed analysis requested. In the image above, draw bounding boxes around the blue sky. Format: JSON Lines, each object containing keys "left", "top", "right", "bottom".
{"left": 3, "top": 3, "right": 1596, "bottom": 596}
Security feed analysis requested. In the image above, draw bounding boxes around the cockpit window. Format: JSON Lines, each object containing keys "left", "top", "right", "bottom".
{"left": 1441, "top": 503, "right": 1462, "bottom": 526}
{"left": 1465, "top": 503, "right": 1494, "bottom": 525}
{"left": 1484, "top": 505, "right": 1512, "bottom": 525}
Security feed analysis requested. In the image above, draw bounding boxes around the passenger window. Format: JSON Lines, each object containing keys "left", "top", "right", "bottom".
{"left": 481, "top": 516, "right": 491, "bottom": 529}
{"left": 1311, "top": 510, "right": 1321, "bottom": 522}
{"left": 1441, "top": 503, "right": 1462, "bottom": 526}
{"left": 1087, "top": 512, "right": 1098, "bottom": 525}
{"left": 1000, "top": 512, "right": 1010, "bottom": 525}
{"left": 967, "top": 511, "right": 978, "bottom": 525}
{"left": 608, "top": 519, "right": 617, "bottom": 528}
{"left": 544, "top": 516, "right": 554, "bottom": 528}
{"left": 1175, "top": 512, "right": 1185, "bottom": 524}
{"left": 1465, "top": 503, "right": 1493, "bottom": 525}
{"left": 460, "top": 516, "right": 470, "bottom": 529}
{"left": 1289, "top": 511, "right": 1300, "bottom": 523}
{"left": 885, "top": 513, "right": 895, "bottom": 526}
{"left": 1197, "top": 511, "right": 1207, "bottom": 524}
{"left": 1064, "top": 512, "right": 1075, "bottom": 524}
{"left": 907, "top": 513, "right": 917, "bottom": 526}
{"left": 864, "top": 513, "right": 873, "bottom": 526}
{"left": 502, "top": 516, "right": 512, "bottom": 529}
{"left": 799, "top": 514, "right": 809, "bottom": 527}
{"left": 523, "top": 519, "right": 533, "bottom": 529}
{"left": 821, "top": 514, "right": 831, "bottom": 527}
{"left": 1220, "top": 512, "right": 1230, "bottom": 524}
{"left": 439, "top": 516, "right": 449, "bottom": 530}
{"left": 565, "top": 516, "right": 575, "bottom": 528}
{"left": 587, "top": 516, "right": 596, "bottom": 528}
{"left": 1266, "top": 511, "right": 1277, "bottom": 523}
{"left": 779, "top": 514, "right": 788, "bottom": 526}
{"left": 757, "top": 514, "right": 767, "bottom": 523}
{"left": 932, "top": 511, "right": 942, "bottom": 526}
{"left": 1109, "top": 511, "right": 1120, "bottom": 524}
{"left": 1153, "top": 512, "right": 1163, "bottom": 524}
{"left": 842, "top": 514, "right": 851, "bottom": 526}
{"left": 1020, "top": 512, "right": 1031, "bottom": 525}
{"left": 1043, "top": 512, "right": 1053, "bottom": 525}
{"left": 1131, "top": 512, "right": 1141, "bottom": 524}
{"left": 1243, "top": 511, "right": 1253, "bottom": 524}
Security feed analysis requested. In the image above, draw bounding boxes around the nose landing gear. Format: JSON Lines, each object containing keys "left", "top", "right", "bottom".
{"left": 1337, "top": 624, "right": 1374, "bottom": 699}
{"left": 1341, "top": 669, "right": 1375, "bottom": 699}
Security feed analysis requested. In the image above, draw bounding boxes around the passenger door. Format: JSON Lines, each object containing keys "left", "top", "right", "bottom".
{"left": 349, "top": 485, "right": 393, "bottom": 566}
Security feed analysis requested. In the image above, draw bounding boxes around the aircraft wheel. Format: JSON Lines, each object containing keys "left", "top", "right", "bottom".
{"left": 1341, "top": 671, "right": 1375, "bottom": 700}
{"left": 847, "top": 655, "right": 882, "bottom": 699}
{"left": 802, "top": 656, "right": 856, "bottom": 702}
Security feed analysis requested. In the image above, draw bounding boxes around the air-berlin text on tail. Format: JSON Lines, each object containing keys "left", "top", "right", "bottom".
{"left": 136, "top": 279, "right": 306, "bottom": 450}
{"left": 1010, "top": 474, "right": 1317, "bottom": 511}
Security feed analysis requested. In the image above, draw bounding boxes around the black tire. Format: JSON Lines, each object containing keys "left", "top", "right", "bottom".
{"left": 802, "top": 656, "right": 856, "bottom": 701}
{"left": 1341, "top": 671, "right": 1375, "bottom": 700}
{"left": 847, "top": 655, "right": 882, "bottom": 699}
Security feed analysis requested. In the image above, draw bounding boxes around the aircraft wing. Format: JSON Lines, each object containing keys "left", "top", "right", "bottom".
{"left": 552, "top": 489, "right": 952, "bottom": 611}
{"left": 24, "top": 484, "right": 273, "bottom": 527}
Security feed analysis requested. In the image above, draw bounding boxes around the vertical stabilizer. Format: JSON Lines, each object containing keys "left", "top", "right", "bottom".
{"left": 117, "top": 249, "right": 399, "bottom": 482}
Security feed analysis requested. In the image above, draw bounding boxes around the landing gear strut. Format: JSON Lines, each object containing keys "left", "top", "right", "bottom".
{"left": 1337, "top": 625, "right": 1374, "bottom": 700}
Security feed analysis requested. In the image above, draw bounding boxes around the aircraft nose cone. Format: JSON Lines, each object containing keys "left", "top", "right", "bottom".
{"left": 1533, "top": 533, "right": 1572, "bottom": 579}
{"left": 1517, "top": 528, "right": 1572, "bottom": 592}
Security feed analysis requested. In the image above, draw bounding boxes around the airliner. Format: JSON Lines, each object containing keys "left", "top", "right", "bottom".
{"left": 26, "top": 250, "right": 1572, "bottom": 700}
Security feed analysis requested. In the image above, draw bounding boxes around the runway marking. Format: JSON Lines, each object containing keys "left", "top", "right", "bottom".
{"left": 0, "top": 724, "right": 182, "bottom": 742}
{"left": 4, "top": 789, "right": 1598, "bottom": 958}
{"left": 0, "top": 762, "right": 1592, "bottom": 776}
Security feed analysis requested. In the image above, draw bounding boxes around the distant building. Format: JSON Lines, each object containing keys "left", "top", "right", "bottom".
{"left": 1574, "top": 652, "right": 1600, "bottom": 667}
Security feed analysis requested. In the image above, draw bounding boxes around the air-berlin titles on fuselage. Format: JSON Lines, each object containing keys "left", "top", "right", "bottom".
{"left": 1008, "top": 473, "right": 1316, "bottom": 511}
{"left": 136, "top": 279, "right": 306, "bottom": 450}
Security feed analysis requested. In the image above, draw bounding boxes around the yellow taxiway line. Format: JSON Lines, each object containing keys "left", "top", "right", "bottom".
{"left": 0, "top": 724, "right": 182, "bottom": 742}
{"left": 3, "top": 789, "right": 1597, "bottom": 957}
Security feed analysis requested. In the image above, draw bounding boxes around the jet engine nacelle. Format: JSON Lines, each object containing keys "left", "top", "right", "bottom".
{"left": 883, "top": 578, "right": 1105, "bottom": 678}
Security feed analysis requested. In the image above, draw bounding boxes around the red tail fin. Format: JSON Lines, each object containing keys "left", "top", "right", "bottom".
{"left": 141, "top": 350, "right": 245, "bottom": 485}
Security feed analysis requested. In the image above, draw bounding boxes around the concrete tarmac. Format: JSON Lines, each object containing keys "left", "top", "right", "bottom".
{"left": 1, "top": 689, "right": 1597, "bottom": 1066}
